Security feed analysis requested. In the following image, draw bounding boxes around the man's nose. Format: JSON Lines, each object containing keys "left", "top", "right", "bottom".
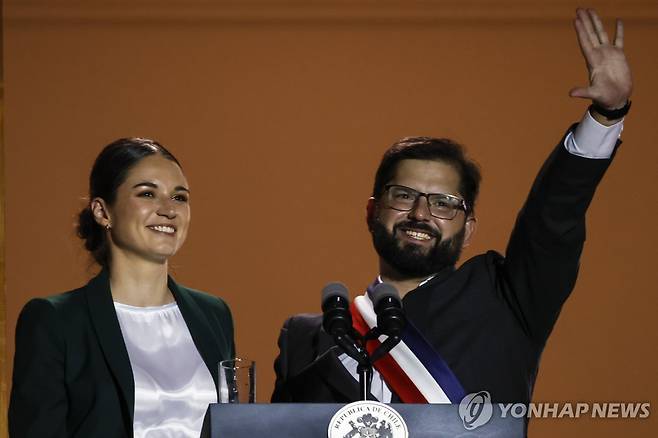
{"left": 408, "top": 196, "right": 432, "bottom": 221}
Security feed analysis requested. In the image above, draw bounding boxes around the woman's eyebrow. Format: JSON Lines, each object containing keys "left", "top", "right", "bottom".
{"left": 132, "top": 181, "right": 190, "bottom": 193}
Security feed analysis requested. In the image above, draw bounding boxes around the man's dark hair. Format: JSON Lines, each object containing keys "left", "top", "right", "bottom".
{"left": 372, "top": 136, "right": 482, "bottom": 214}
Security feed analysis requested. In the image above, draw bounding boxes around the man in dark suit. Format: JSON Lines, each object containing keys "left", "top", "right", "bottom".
{"left": 272, "top": 8, "right": 633, "bottom": 404}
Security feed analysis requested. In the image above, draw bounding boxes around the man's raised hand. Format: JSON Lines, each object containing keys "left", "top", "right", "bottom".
{"left": 569, "top": 8, "right": 632, "bottom": 112}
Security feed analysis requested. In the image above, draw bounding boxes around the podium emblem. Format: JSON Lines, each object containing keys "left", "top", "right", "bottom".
{"left": 328, "top": 401, "right": 408, "bottom": 438}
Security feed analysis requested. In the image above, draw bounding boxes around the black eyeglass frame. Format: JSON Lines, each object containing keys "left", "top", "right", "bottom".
{"left": 381, "top": 184, "right": 469, "bottom": 220}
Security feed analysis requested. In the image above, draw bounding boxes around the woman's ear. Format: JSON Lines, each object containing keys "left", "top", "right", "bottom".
{"left": 91, "top": 198, "right": 111, "bottom": 229}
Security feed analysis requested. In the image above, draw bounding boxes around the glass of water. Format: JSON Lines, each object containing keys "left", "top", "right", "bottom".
{"left": 218, "top": 358, "right": 256, "bottom": 403}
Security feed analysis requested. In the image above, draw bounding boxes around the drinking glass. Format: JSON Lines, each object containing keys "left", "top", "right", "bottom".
{"left": 218, "top": 358, "right": 256, "bottom": 403}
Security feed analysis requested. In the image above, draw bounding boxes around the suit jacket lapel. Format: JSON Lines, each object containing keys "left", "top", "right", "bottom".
{"left": 309, "top": 330, "right": 363, "bottom": 401}
{"left": 83, "top": 270, "right": 135, "bottom": 428}
{"left": 168, "top": 277, "right": 222, "bottom": 389}
{"left": 313, "top": 329, "right": 393, "bottom": 402}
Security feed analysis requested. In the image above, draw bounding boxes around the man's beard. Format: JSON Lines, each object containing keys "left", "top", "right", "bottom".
{"left": 371, "top": 219, "right": 465, "bottom": 278}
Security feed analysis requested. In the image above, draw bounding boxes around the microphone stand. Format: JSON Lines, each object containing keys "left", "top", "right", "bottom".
{"left": 357, "top": 362, "right": 373, "bottom": 401}
{"left": 337, "top": 327, "right": 403, "bottom": 400}
{"left": 361, "top": 328, "right": 402, "bottom": 399}
{"left": 365, "top": 327, "right": 402, "bottom": 364}
{"left": 333, "top": 330, "right": 373, "bottom": 401}
{"left": 328, "top": 321, "right": 404, "bottom": 401}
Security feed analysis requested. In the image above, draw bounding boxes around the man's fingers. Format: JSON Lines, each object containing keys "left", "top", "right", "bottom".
{"left": 574, "top": 18, "right": 594, "bottom": 58}
{"left": 569, "top": 86, "right": 595, "bottom": 100}
{"left": 576, "top": 8, "right": 600, "bottom": 47}
{"left": 614, "top": 19, "right": 624, "bottom": 48}
{"left": 588, "top": 9, "right": 609, "bottom": 44}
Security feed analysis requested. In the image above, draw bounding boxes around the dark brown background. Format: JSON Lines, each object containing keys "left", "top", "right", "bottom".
{"left": 3, "top": 1, "right": 657, "bottom": 436}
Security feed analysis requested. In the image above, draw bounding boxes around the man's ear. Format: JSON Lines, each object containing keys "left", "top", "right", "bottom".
{"left": 366, "top": 197, "right": 377, "bottom": 232}
{"left": 461, "top": 215, "right": 477, "bottom": 248}
{"left": 91, "top": 197, "right": 112, "bottom": 228}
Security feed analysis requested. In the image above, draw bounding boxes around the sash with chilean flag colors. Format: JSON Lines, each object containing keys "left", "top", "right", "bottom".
{"left": 349, "top": 280, "right": 466, "bottom": 404}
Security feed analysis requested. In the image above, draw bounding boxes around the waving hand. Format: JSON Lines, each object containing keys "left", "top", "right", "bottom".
{"left": 569, "top": 8, "right": 633, "bottom": 113}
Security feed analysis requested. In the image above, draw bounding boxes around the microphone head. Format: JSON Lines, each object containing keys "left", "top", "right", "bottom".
{"left": 371, "top": 283, "right": 405, "bottom": 336}
{"left": 370, "top": 282, "right": 401, "bottom": 309}
{"left": 321, "top": 282, "right": 349, "bottom": 307}
{"left": 321, "top": 282, "right": 351, "bottom": 336}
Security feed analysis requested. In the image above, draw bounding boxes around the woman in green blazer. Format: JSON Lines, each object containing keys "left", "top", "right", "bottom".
{"left": 9, "top": 138, "right": 234, "bottom": 438}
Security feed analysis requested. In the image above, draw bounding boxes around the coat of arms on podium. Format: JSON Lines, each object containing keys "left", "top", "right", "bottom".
{"left": 328, "top": 401, "right": 408, "bottom": 438}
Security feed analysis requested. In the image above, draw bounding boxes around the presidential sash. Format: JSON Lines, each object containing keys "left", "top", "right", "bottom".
{"left": 349, "top": 281, "right": 466, "bottom": 404}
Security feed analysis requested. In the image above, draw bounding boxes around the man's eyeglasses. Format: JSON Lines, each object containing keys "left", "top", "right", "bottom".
{"left": 382, "top": 184, "right": 468, "bottom": 220}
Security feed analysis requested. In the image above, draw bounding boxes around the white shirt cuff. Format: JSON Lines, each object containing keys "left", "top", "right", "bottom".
{"left": 564, "top": 110, "right": 623, "bottom": 159}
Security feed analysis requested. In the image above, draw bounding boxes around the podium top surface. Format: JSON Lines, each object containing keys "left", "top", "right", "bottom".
{"left": 202, "top": 403, "right": 525, "bottom": 438}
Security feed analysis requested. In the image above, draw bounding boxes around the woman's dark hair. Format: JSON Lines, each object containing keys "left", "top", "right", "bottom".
{"left": 372, "top": 136, "right": 482, "bottom": 214}
{"left": 77, "top": 137, "right": 181, "bottom": 267}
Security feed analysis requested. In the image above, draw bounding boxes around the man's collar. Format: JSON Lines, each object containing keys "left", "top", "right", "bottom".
{"left": 376, "top": 266, "right": 453, "bottom": 289}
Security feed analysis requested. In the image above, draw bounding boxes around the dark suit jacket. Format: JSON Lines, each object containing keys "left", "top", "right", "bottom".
{"left": 272, "top": 128, "right": 618, "bottom": 404}
{"left": 9, "top": 270, "right": 234, "bottom": 438}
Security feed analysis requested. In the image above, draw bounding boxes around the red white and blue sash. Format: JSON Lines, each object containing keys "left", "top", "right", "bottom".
{"left": 349, "top": 280, "right": 466, "bottom": 404}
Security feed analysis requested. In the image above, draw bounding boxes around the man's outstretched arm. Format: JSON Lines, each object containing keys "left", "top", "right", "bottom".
{"left": 501, "top": 8, "right": 632, "bottom": 344}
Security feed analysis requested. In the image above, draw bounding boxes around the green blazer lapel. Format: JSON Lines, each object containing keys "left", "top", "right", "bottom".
{"left": 83, "top": 270, "right": 135, "bottom": 428}
{"left": 168, "top": 277, "right": 222, "bottom": 389}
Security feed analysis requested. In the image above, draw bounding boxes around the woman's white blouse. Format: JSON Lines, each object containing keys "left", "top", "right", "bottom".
{"left": 114, "top": 302, "right": 217, "bottom": 438}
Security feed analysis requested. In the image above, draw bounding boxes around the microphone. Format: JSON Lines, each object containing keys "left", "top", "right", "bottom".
{"left": 321, "top": 282, "right": 352, "bottom": 337}
{"left": 370, "top": 282, "right": 406, "bottom": 337}
{"left": 321, "top": 281, "right": 372, "bottom": 401}
{"left": 369, "top": 283, "right": 406, "bottom": 364}
{"left": 321, "top": 282, "right": 370, "bottom": 363}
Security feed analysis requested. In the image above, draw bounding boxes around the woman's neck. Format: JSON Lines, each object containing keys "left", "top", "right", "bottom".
{"left": 109, "top": 255, "right": 173, "bottom": 307}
